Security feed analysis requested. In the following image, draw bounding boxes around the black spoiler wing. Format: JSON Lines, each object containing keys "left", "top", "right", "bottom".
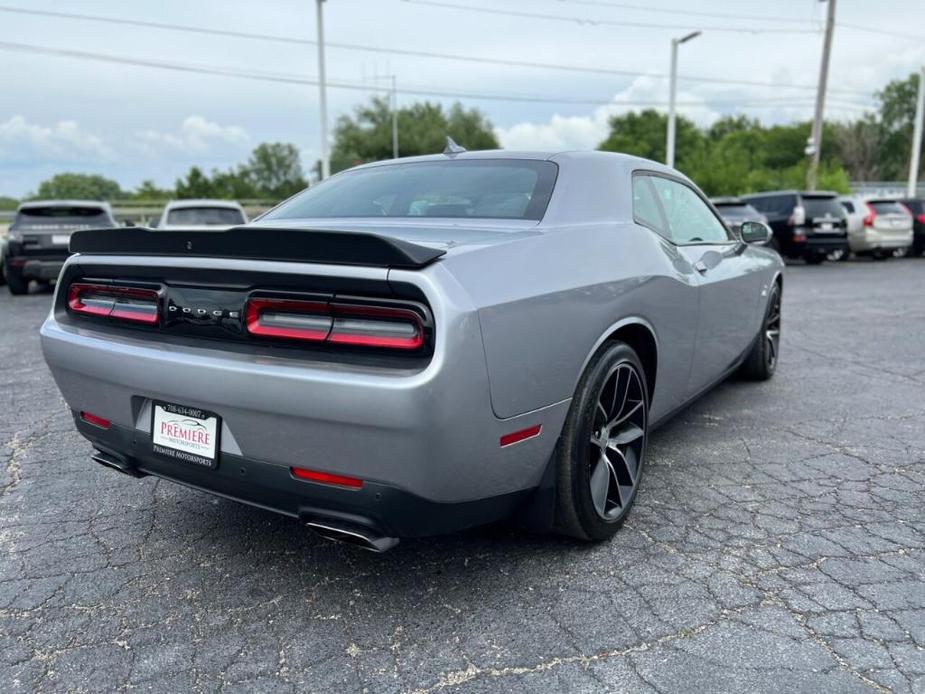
{"left": 68, "top": 226, "right": 446, "bottom": 269}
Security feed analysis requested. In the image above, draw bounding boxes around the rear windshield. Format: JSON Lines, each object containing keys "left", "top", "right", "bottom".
{"left": 802, "top": 197, "right": 845, "bottom": 219}
{"left": 714, "top": 204, "right": 757, "bottom": 216}
{"left": 841, "top": 201, "right": 855, "bottom": 213}
{"left": 744, "top": 194, "right": 796, "bottom": 216}
{"left": 869, "top": 201, "right": 908, "bottom": 215}
{"left": 14, "top": 206, "right": 111, "bottom": 229}
{"left": 264, "top": 160, "right": 559, "bottom": 222}
{"left": 166, "top": 207, "right": 246, "bottom": 226}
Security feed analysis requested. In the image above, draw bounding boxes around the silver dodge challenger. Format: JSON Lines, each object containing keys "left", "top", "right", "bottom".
{"left": 41, "top": 149, "right": 783, "bottom": 551}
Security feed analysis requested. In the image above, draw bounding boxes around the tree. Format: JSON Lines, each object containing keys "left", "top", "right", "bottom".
{"left": 34, "top": 173, "right": 122, "bottom": 200}
{"left": 245, "top": 142, "right": 306, "bottom": 199}
{"left": 598, "top": 109, "right": 705, "bottom": 172}
{"left": 175, "top": 166, "right": 216, "bottom": 199}
{"left": 328, "top": 97, "right": 499, "bottom": 174}
{"left": 129, "top": 179, "right": 173, "bottom": 201}
{"left": 876, "top": 72, "right": 922, "bottom": 180}
{"left": 830, "top": 116, "right": 882, "bottom": 182}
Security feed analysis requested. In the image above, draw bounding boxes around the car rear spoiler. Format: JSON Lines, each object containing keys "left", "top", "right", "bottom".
{"left": 68, "top": 226, "right": 446, "bottom": 269}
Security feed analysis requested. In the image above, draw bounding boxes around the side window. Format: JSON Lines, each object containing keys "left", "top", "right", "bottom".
{"left": 650, "top": 177, "right": 731, "bottom": 244}
{"left": 842, "top": 201, "right": 855, "bottom": 214}
{"left": 632, "top": 175, "right": 668, "bottom": 237}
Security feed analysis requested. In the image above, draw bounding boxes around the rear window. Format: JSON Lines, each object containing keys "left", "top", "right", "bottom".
{"left": 745, "top": 194, "right": 796, "bottom": 217}
{"left": 264, "top": 160, "right": 558, "bottom": 222}
{"left": 166, "top": 207, "right": 246, "bottom": 226}
{"left": 714, "top": 204, "right": 756, "bottom": 216}
{"left": 900, "top": 199, "right": 923, "bottom": 213}
{"left": 841, "top": 201, "right": 855, "bottom": 213}
{"left": 14, "top": 206, "right": 111, "bottom": 229}
{"left": 868, "top": 201, "right": 908, "bottom": 215}
{"left": 802, "top": 196, "right": 845, "bottom": 219}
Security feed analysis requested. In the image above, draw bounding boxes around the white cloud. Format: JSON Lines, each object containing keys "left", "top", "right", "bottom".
{"left": 0, "top": 115, "right": 113, "bottom": 163}
{"left": 135, "top": 116, "right": 249, "bottom": 157}
{"left": 495, "top": 75, "right": 721, "bottom": 152}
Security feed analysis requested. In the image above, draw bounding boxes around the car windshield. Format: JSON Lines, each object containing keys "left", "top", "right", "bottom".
{"left": 264, "top": 159, "right": 559, "bottom": 222}
{"left": 166, "top": 207, "right": 246, "bottom": 226}
{"left": 14, "top": 206, "right": 111, "bottom": 229}
{"left": 869, "top": 201, "right": 908, "bottom": 215}
{"left": 803, "top": 196, "right": 845, "bottom": 219}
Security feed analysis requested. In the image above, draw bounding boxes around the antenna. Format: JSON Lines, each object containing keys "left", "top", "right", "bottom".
{"left": 443, "top": 136, "right": 466, "bottom": 156}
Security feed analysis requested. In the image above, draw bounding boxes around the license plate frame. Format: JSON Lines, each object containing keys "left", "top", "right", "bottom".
{"left": 51, "top": 234, "right": 71, "bottom": 246}
{"left": 151, "top": 400, "right": 221, "bottom": 469}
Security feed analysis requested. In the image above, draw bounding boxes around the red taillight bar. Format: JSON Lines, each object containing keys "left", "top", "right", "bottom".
{"left": 291, "top": 466, "right": 364, "bottom": 489}
{"left": 68, "top": 283, "right": 160, "bottom": 325}
{"left": 246, "top": 297, "right": 425, "bottom": 351}
{"left": 80, "top": 411, "right": 111, "bottom": 429}
{"left": 500, "top": 424, "right": 542, "bottom": 448}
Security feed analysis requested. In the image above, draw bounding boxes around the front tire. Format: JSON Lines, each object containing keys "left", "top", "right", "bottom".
{"left": 740, "top": 282, "right": 781, "bottom": 381}
{"left": 554, "top": 342, "right": 649, "bottom": 541}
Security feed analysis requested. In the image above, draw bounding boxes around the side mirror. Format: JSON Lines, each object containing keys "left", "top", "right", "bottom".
{"left": 739, "top": 221, "right": 772, "bottom": 245}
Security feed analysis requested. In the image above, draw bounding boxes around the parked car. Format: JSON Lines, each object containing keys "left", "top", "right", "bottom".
{"left": 155, "top": 199, "right": 248, "bottom": 229}
{"left": 710, "top": 197, "right": 771, "bottom": 242}
{"left": 41, "top": 150, "right": 783, "bottom": 550}
{"left": 839, "top": 196, "right": 913, "bottom": 259}
{"left": 897, "top": 198, "right": 925, "bottom": 257}
{"left": 742, "top": 190, "right": 848, "bottom": 264}
{"left": 4, "top": 200, "right": 118, "bottom": 295}
{"left": 0, "top": 238, "right": 7, "bottom": 286}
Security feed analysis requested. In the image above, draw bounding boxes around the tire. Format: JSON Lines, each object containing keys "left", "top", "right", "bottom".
{"left": 739, "top": 282, "right": 781, "bottom": 381}
{"left": 5, "top": 265, "right": 28, "bottom": 295}
{"left": 554, "top": 342, "right": 649, "bottom": 541}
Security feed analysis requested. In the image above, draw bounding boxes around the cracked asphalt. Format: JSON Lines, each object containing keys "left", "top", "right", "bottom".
{"left": 2, "top": 259, "right": 924, "bottom": 694}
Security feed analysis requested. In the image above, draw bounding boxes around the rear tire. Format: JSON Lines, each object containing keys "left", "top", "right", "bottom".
{"left": 554, "top": 342, "right": 649, "bottom": 541}
{"left": 5, "top": 265, "right": 28, "bottom": 295}
{"left": 740, "top": 282, "right": 781, "bottom": 381}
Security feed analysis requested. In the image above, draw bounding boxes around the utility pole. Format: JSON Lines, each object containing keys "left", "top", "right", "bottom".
{"left": 666, "top": 31, "right": 701, "bottom": 170}
{"left": 391, "top": 75, "right": 399, "bottom": 159}
{"left": 806, "top": 0, "right": 836, "bottom": 192}
{"left": 907, "top": 66, "right": 925, "bottom": 198}
{"left": 315, "top": 0, "right": 330, "bottom": 180}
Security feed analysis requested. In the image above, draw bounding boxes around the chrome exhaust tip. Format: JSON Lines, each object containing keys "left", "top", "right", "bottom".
{"left": 91, "top": 450, "right": 146, "bottom": 478}
{"left": 306, "top": 520, "right": 399, "bottom": 552}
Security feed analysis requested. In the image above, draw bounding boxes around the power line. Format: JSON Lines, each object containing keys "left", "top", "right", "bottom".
{"left": 399, "top": 0, "right": 821, "bottom": 33}
{"left": 0, "top": 40, "right": 876, "bottom": 112}
{"left": 837, "top": 21, "right": 925, "bottom": 42}
{"left": 0, "top": 5, "right": 872, "bottom": 96}
{"left": 547, "top": 0, "right": 817, "bottom": 25}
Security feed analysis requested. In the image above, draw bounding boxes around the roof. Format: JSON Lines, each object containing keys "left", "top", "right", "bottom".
{"left": 18, "top": 199, "right": 112, "bottom": 210}
{"left": 710, "top": 196, "right": 745, "bottom": 205}
{"left": 164, "top": 199, "right": 244, "bottom": 209}
{"left": 743, "top": 190, "right": 840, "bottom": 198}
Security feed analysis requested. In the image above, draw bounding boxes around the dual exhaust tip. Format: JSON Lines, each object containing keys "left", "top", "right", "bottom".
{"left": 92, "top": 449, "right": 398, "bottom": 552}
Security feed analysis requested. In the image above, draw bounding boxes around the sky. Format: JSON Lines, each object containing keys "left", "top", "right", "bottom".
{"left": 1, "top": 0, "right": 924, "bottom": 197}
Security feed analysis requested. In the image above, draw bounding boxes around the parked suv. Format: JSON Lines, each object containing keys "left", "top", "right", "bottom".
{"left": 4, "top": 201, "right": 118, "bottom": 295}
{"left": 155, "top": 199, "right": 247, "bottom": 229}
{"left": 710, "top": 197, "right": 771, "bottom": 243}
{"left": 742, "top": 190, "right": 848, "bottom": 264}
{"left": 897, "top": 198, "right": 925, "bottom": 257}
{"left": 840, "top": 196, "right": 913, "bottom": 259}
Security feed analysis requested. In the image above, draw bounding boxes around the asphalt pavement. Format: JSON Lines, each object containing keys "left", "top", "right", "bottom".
{"left": 1, "top": 259, "right": 923, "bottom": 693}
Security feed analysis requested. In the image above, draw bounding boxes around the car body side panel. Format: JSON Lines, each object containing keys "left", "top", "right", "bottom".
{"left": 442, "top": 223, "right": 701, "bottom": 421}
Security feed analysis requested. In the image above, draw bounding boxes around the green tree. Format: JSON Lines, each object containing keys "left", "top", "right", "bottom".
{"left": 329, "top": 97, "right": 499, "bottom": 174}
{"left": 129, "top": 179, "right": 173, "bottom": 201}
{"left": 34, "top": 173, "right": 122, "bottom": 200}
{"left": 598, "top": 109, "right": 704, "bottom": 171}
{"left": 0, "top": 196, "right": 19, "bottom": 211}
{"left": 876, "top": 72, "right": 921, "bottom": 180}
{"left": 244, "top": 142, "right": 306, "bottom": 199}
{"left": 174, "top": 166, "right": 216, "bottom": 199}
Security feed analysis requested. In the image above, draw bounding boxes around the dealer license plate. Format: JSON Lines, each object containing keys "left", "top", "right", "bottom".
{"left": 51, "top": 234, "right": 71, "bottom": 245}
{"left": 151, "top": 401, "right": 220, "bottom": 468}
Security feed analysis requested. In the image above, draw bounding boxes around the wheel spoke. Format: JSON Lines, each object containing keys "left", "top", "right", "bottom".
{"left": 606, "top": 445, "right": 635, "bottom": 487}
{"left": 603, "top": 456, "right": 624, "bottom": 508}
{"left": 608, "top": 400, "right": 643, "bottom": 429}
{"left": 590, "top": 456, "right": 610, "bottom": 516}
{"left": 610, "top": 422, "right": 645, "bottom": 447}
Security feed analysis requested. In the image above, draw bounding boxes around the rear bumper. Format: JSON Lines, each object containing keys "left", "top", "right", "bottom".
{"left": 40, "top": 313, "right": 568, "bottom": 512}
{"left": 6, "top": 251, "right": 67, "bottom": 280}
{"left": 78, "top": 416, "right": 533, "bottom": 537}
{"left": 849, "top": 230, "right": 913, "bottom": 252}
{"left": 795, "top": 235, "right": 848, "bottom": 255}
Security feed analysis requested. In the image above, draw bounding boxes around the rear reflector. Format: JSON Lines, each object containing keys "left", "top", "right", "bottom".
{"left": 291, "top": 467, "right": 364, "bottom": 489}
{"left": 80, "top": 411, "right": 111, "bottom": 429}
{"left": 68, "top": 283, "right": 159, "bottom": 325}
{"left": 500, "top": 424, "right": 542, "bottom": 447}
{"left": 246, "top": 297, "right": 424, "bottom": 350}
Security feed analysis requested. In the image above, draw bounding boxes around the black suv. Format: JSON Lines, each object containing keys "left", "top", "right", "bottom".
{"left": 5, "top": 201, "right": 118, "bottom": 295}
{"left": 741, "top": 190, "right": 848, "bottom": 264}
{"left": 898, "top": 198, "right": 925, "bottom": 257}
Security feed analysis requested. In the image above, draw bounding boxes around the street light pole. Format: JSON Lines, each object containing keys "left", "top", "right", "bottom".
{"left": 666, "top": 31, "right": 701, "bottom": 170}
{"left": 315, "top": 0, "right": 330, "bottom": 180}
{"left": 907, "top": 66, "right": 924, "bottom": 198}
{"left": 391, "top": 75, "right": 399, "bottom": 159}
{"left": 806, "top": 0, "right": 836, "bottom": 192}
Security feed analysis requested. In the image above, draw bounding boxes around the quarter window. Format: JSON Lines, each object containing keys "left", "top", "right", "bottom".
{"left": 632, "top": 175, "right": 667, "bottom": 236}
{"left": 650, "top": 177, "right": 731, "bottom": 244}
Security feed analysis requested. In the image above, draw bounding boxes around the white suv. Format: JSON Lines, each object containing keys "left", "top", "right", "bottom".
{"left": 838, "top": 196, "right": 913, "bottom": 259}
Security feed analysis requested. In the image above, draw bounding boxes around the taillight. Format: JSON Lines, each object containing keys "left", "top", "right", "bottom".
{"left": 245, "top": 297, "right": 426, "bottom": 351}
{"left": 68, "top": 283, "right": 160, "bottom": 325}
{"left": 291, "top": 466, "right": 363, "bottom": 489}
{"left": 863, "top": 202, "right": 876, "bottom": 227}
{"left": 918, "top": 213, "right": 925, "bottom": 224}
{"left": 80, "top": 411, "right": 111, "bottom": 429}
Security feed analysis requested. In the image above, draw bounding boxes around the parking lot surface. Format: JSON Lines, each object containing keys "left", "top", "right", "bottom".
{"left": 1, "top": 260, "right": 923, "bottom": 693}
